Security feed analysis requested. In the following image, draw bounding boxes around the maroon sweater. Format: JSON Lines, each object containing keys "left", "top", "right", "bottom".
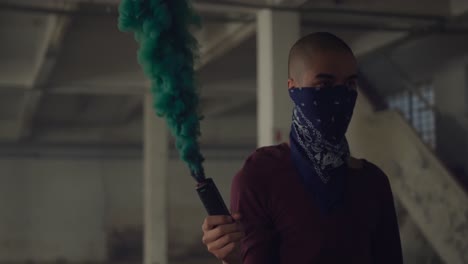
{"left": 230, "top": 143, "right": 403, "bottom": 264}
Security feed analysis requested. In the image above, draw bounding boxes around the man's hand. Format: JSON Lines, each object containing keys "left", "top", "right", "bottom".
{"left": 202, "top": 213, "right": 244, "bottom": 264}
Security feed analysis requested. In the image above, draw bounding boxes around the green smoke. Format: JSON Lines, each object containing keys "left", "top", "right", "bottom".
{"left": 118, "top": 0, "right": 205, "bottom": 179}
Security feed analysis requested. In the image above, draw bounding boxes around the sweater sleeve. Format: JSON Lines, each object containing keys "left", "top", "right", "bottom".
{"left": 230, "top": 154, "right": 279, "bottom": 264}
{"left": 371, "top": 167, "right": 403, "bottom": 264}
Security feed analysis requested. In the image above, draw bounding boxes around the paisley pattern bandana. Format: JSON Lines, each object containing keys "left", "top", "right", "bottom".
{"left": 289, "top": 85, "right": 357, "bottom": 212}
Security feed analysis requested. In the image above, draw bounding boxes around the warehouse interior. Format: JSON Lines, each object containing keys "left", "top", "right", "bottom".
{"left": 1, "top": 0, "right": 468, "bottom": 263}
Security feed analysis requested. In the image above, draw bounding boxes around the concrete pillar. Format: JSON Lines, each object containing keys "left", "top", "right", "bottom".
{"left": 257, "top": 10, "right": 300, "bottom": 147}
{"left": 433, "top": 61, "right": 468, "bottom": 176}
{"left": 143, "top": 94, "right": 168, "bottom": 264}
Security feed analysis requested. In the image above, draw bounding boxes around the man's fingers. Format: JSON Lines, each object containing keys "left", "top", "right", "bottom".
{"left": 208, "top": 231, "right": 244, "bottom": 251}
{"left": 202, "top": 222, "right": 240, "bottom": 245}
{"left": 232, "top": 213, "right": 242, "bottom": 221}
{"left": 201, "top": 214, "right": 243, "bottom": 262}
{"left": 202, "top": 215, "right": 233, "bottom": 231}
{"left": 212, "top": 242, "right": 237, "bottom": 260}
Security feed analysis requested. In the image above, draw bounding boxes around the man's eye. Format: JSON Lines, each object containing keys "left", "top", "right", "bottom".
{"left": 317, "top": 81, "right": 333, "bottom": 89}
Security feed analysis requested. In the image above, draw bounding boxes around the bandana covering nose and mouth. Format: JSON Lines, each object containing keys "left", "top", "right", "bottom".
{"left": 289, "top": 85, "right": 358, "bottom": 213}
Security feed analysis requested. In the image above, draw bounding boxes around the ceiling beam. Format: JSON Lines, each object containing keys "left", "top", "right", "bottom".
{"left": 24, "top": 115, "right": 257, "bottom": 146}
{"left": 204, "top": 97, "right": 255, "bottom": 118}
{"left": 352, "top": 32, "right": 408, "bottom": 57}
{"left": 32, "top": 83, "right": 254, "bottom": 99}
{"left": 12, "top": 9, "right": 74, "bottom": 141}
{"left": 1, "top": 1, "right": 447, "bottom": 22}
{"left": 47, "top": 83, "right": 147, "bottom": 95}
{"left": 196, "top": 23, "right": 256, "bottom": 70}
{"left": 115, "top": 96, "right": 143, "bottom": 124}
{"left": 196, "top": 0, "right": 310, "bottom": 117}
{"left": 0, "top": 141, "right": 254, "bottom": 160}
{"left": 351, "top": 0, "right": 468, "bottom": 61}
{"left": 358, "top": 8, "right": 468, "bottom": 62}
{"left": 195, "top": 0, "right": 446, "bottom": 22}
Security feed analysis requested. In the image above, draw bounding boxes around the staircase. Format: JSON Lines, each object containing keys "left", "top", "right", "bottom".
{"left": 347, "top": 89, "right": 468, "bottom": 264}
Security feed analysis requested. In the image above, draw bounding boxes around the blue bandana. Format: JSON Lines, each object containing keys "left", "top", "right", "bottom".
{"left": 289, "top": 85, "right": 357, "bottom": 213}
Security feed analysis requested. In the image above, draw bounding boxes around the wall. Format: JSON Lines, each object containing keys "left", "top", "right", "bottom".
{"left": 0, "top": 154, "right": 246, "bottom": 263}
{"left": 0, "top": 158, "right": 110, "bottom": 262}
{"left": 433, "top": 59, "right": 468, "bottom": 175}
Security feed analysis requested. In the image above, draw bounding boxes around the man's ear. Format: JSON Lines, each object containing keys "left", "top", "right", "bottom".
{"left": 288, "top": 78, "right": 296, "bottom": 89}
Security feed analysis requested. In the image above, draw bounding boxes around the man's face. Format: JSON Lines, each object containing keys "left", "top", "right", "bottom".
{"left": 288, "top": 50, "right": 358, "bottom": 90}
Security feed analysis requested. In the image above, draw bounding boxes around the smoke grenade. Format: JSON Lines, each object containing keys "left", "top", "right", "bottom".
{"left": 118, "top": 0, "right": 228, "bottom": 215}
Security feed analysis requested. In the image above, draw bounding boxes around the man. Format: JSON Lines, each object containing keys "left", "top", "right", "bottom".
{"left": 201, "top": 32, "right": 403, "bottom": 264}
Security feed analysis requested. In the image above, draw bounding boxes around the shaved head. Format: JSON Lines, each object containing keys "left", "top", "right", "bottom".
{"left": 288, "top": 32, "right": 355, "bottom": 86}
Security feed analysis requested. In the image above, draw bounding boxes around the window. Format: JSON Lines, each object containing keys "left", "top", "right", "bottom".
{"left": 386, "top": 85, "right": 436, "bottom": 148}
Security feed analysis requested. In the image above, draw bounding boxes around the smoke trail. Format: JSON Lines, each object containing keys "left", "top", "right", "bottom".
{"left": 118, "top": 0, "right": 205, "bottom": 181}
